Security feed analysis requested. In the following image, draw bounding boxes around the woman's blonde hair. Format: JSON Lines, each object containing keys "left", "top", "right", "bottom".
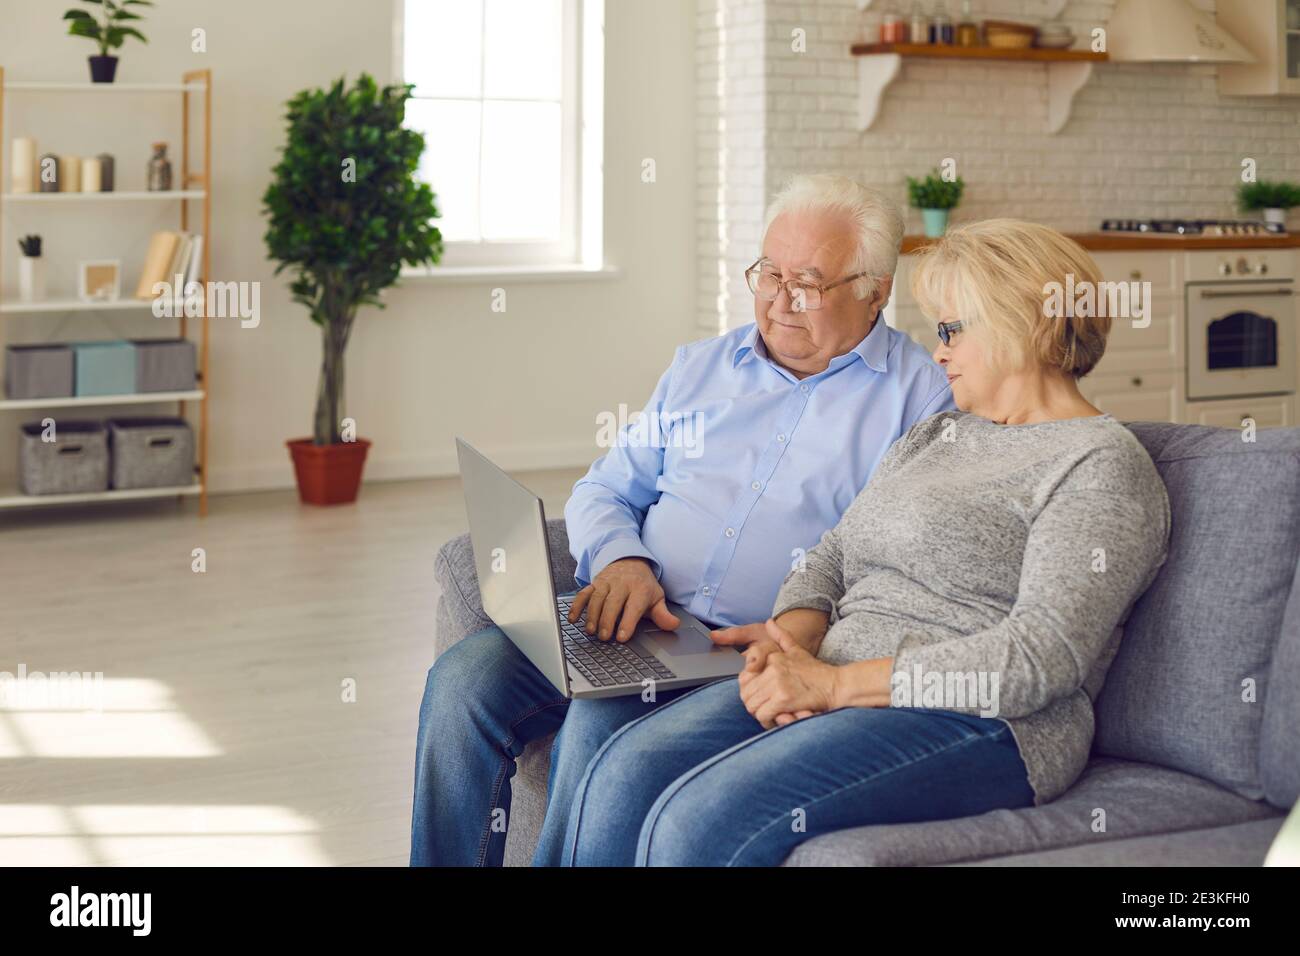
{"left": 910, "top": 218, "right": 1109, "bottom": 378}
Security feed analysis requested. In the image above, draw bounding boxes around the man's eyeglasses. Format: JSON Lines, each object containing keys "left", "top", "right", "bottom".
{"left": 745, "top": 258, "right": 870, "bottom": 312}
{"left": 937, "top": 320, "right": 964, "bottom": 345}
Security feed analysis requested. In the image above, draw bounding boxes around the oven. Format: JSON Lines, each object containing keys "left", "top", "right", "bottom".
{"left": 1186, "top": 254, "right": 1296, "bottom": 402}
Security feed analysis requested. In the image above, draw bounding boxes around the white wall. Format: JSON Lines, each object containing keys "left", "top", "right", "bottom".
{"left": 1, "top": 0, "right": 697, "bottom": 491}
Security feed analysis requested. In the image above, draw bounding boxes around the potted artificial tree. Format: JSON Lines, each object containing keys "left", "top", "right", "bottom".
{"left": 63, "top": 0, "right": 151, "bottom": 84}
{"left": 1237, "top": 180, "right": 1300, "bottom": 228}
{"left": 263, "top": 73, "right": 442, "bottom": 506}
{"left": 907, "top": 169, "right": 965, "bottom": 238}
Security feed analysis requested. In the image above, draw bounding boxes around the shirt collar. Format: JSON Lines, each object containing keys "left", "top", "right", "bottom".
{"left": 732, "top": 317, "right": 890, "bottom": 375}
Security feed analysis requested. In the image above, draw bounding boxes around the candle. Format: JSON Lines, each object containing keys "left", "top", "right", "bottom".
{"left": 59, "top": 155, "right": 81, "bottom": 193}
{"left": 11, "top": 138, "right": 36, "bottom": 194}
{"left": 81, "top": 157, "right": 102, "bottom": 193}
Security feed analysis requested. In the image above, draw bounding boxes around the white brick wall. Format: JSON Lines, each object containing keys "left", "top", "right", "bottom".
{"left": 697, "top": 0, "right": 1300, "bottom": 333}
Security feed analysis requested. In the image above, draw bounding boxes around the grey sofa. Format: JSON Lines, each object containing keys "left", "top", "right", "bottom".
{"left": 432, "top": 421, "right": 1300, "bottom": 866}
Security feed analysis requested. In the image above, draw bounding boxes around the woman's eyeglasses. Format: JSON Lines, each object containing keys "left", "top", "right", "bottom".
{"left": 937, "top": 320, "right": 964, "bottom": 345}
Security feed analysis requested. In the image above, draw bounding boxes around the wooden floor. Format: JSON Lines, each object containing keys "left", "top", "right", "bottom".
{"left": 0, "top": 468, "right": 584, "bottom": 866}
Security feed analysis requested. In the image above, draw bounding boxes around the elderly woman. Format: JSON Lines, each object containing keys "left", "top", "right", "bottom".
{"left": 552, "top": 218, "right": 1172, "bottom": 866}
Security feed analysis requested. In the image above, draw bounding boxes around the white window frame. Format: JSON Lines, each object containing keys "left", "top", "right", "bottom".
{"left": 394, "top": 0, "right": 603, "bottom": 273}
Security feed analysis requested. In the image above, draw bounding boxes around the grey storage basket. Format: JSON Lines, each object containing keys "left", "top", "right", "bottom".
{"left": 19, "top": 420, "right": 109, "bottom": 495}
{"left": 6, "top": 344, "right": 74, "bottom": 400}
{"left": 132, "top": 338, "right": 197, "bottom": 393}
{"left": 108, "top": 417, "right": 195, "bottom": 489}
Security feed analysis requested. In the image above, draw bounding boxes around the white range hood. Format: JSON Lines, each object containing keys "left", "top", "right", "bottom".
{"left": 1105, "top": 0, "right": 1257, "bottom": 63}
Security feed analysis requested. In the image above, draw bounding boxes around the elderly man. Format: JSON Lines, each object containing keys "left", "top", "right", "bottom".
{"left": 411, "top": 174, "right": 955, "bottom": 866}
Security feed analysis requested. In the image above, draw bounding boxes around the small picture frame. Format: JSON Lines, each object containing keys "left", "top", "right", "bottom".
{"left": 78, "top": 259, "right": 121, "bottom": 302}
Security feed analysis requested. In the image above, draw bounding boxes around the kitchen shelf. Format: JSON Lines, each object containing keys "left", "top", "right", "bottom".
{"left": 2, "top": 190, "right": 206, "bottom": 203}
{"left": 902, "top": 232, "right": 1300, "bottom": 253}
{"left": 851, "top": 43, "right": 1108, "bottom": 134}
{"left": 0, "top": 66, "right": 213, "bottom": 518}
{"left": 0, "top": 389, "right": 203, "bottom": 411}
{"left": 0, "top": 481, "right": 201, "bottom": 511}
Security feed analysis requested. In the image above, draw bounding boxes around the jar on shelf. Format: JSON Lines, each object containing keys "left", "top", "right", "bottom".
{"left": 931, "top": 1, "right": 955, "bottom": 44}
{"left": 147, "top": 141, "right": 173, "bottom": 192}
{"left": 910, "top": 1, "right": 931, "bottom": 44}
{"left": 881, "top": 2, "right": 907, "bottom": 43}
{"left": 956, "top": 0, "right": 979, "bottom": 47}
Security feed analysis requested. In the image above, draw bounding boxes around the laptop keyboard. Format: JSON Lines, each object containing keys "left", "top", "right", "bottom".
{"left": 556, "top": 597, "right": 677, "bottom": 687}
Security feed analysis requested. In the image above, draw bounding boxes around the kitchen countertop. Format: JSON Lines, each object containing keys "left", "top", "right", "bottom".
{"left": 902, "top": 233, "right": 1300, "bottom": 253}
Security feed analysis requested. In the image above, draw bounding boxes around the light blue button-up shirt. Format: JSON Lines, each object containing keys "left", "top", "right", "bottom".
{"left": 564, "top": 318, "right": 956, "bottom": 628}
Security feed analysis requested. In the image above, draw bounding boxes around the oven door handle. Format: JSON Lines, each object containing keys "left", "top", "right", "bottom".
{"left": 1199, "top": 288, "right": 1294, "bottom": 299}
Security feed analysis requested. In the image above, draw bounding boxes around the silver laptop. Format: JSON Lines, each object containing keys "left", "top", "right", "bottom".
{"left": 456, "top": 438, "right": 744, "bottom": 699}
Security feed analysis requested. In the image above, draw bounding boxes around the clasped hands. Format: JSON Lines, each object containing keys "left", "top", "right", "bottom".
{"left": 710, "top": 616, "right": 840, "bottom": 729}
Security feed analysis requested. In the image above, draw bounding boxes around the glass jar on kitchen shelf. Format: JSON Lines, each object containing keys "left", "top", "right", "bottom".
{"left": 910, "top": 1, "right": 931, "bottom": 44}
{"left": 931, "top": 0, "right": 955, "bottom": 44}
{"left": 147, "top": 142, "right": 173, "bottom": 192}
{"left": 880, "top": 1, "right": 906, "bottom": 43}
{"left": 956, "top": 0, "right": 979, "bottom": 47}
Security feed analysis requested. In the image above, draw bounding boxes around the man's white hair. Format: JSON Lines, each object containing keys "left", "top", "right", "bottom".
{"left": 762, "top": 174, "right": 905, "bottom": 305}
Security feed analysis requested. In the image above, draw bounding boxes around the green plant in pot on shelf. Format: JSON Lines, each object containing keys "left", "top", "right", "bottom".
{"left": 263, "top": 73, "right": 442, "bottom": 506}
{"left": 907, "top": 170, "right": 965, "bottom": 238}
{"left": 63, "top": 0, "right": 152, "bottom": 84}
{"left": 1237, "top": 180, "right": 1300, "bottom": 228}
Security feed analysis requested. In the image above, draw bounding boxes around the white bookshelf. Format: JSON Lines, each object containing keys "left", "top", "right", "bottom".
{"left": 3, "top": 82, "right": 206, "bottom": 93}
{"left": 0, "top": 66, "right": 213, "bottom": 516}
{"left": 0, "top": 389, "right": 204, "bottom": 412}
{"left": 2, "top": 190, "right": 206, "bottom": 203}
{"left": 0, "top": 296, "right": 202, "bottom": 314}
{"left": 0, "top": 481, "right": 201, "bottom": 511}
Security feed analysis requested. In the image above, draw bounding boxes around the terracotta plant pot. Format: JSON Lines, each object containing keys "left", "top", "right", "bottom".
{"left": 286, "top": 438, "right": 371, "bottom": 505}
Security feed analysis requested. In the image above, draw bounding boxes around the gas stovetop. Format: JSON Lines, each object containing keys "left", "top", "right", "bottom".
{"left": 1101, "top": 218, "right": 1287, "bottom": 237}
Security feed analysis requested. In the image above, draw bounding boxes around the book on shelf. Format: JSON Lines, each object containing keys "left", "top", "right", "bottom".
{"left": 134, "top": 230, "right": 201, "bottom": 300}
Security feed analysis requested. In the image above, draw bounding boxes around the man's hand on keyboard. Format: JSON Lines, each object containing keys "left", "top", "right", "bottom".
{"left": 567, "top": 557, "right": 681, "bottom": 643}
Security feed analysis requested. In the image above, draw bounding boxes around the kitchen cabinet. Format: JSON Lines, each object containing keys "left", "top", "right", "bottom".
{"left": 1188, "top": 396, "right": 1293, "bottom": 428}
{"left": 1086, "top": 250, "right": 1182, "bottom": 376}
{"left": 1217, "top": 0, "right": 1300, "bottom": 96}
{"left": 1078, "top": 369, "right": 1184, "bottom": 423}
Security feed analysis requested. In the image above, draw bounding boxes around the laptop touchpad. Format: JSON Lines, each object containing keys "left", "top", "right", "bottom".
{"left": 641, "top": 625, "right": 726, "bottom": 657}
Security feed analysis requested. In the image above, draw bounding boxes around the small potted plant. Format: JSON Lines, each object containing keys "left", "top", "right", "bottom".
{"left": 1237, "top": 180, "right": 1300, "bottom": 228}
{"left": 17, "top": 235, "right": 45, "bottom": 303}
{"left": 907, "top": 169, "right": 965, "bottom": 238}
{"left": 63, "top": 0, "right": 151, "bottom": 84}
{"left": 263, "top": 74, "right": 442, "bottom": 506}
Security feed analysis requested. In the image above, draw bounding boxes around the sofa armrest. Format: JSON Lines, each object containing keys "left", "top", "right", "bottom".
{"left": 433, "top": 516, "right": 579, "bottom": 658}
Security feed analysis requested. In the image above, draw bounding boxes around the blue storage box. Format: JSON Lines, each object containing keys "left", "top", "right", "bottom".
{"left": 73, "top": 341, "right": 136, "bottom": 397}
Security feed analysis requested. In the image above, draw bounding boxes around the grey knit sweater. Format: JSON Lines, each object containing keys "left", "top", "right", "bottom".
{"left": 772, "top": 410, "right": 1171, "bottom": 805}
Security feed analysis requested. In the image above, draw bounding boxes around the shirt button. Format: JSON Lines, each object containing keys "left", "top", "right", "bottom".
{"left": 701, "top": 586, "right": 712, "bottom": 596}
{"left": 751, "top": 481, "right": 761, "bottom": 490}
{"left": 800, "top": 384, "right": 810, "bottom": 394}
{"left": 725, "top": 527, "right": 735, "bottom": 537}
{"left": 776, "top": 434, "right": 786, "bottom": 442}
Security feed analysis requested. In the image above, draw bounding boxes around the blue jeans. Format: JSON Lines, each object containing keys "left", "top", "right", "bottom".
{"left": 559, "top": 677, "right": 1037, "bottom": 866}
{"left": 410, "top": 624, "right": 692, "bottom": 866}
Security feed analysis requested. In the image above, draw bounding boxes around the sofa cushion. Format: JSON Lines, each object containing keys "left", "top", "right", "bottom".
{"left": 1260, "top": 553, "right": 1300, "bottom": 809}
{"left": 780, "top": 757, "right": 1282, "bottom": 866}
{"left": 951, "top": 816, "right": 1286, "bottom": 867}
{"left": 1093, "top": 423, "right": 1300, "bottom": 804}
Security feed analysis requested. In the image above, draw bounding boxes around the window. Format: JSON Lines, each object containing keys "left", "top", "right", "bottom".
{"left": 397, "top": 0, "right": 603, "bottom": 270}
